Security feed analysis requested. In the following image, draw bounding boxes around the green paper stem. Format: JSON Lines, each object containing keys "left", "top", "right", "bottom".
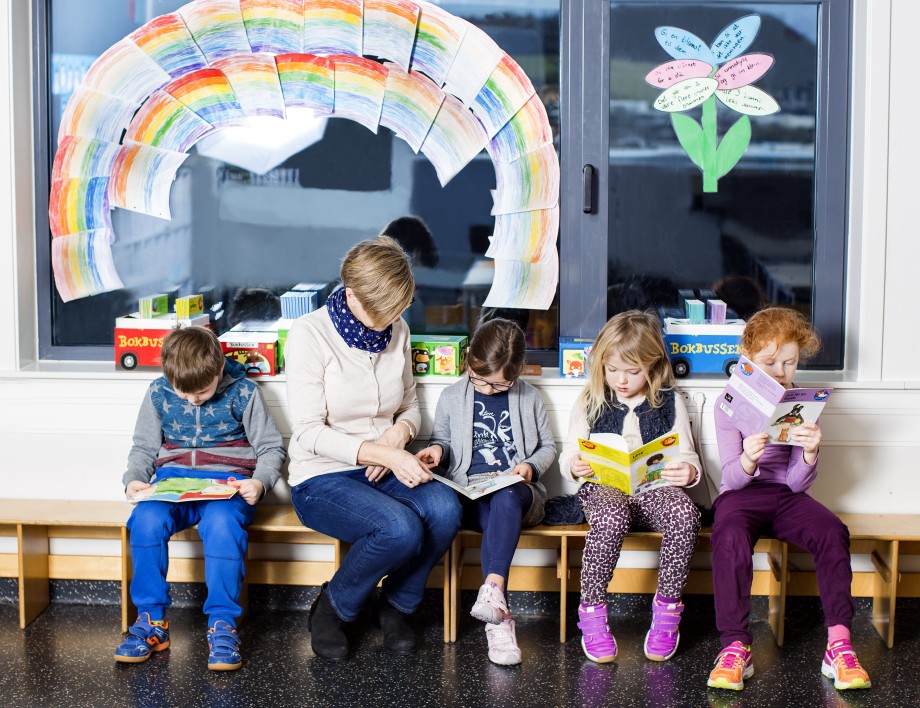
{"left": 701, "top": 94, "right": 718, "bottom": 193}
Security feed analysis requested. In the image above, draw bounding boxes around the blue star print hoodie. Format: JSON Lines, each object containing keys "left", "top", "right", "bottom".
{"left": 122, "top": 359, "right": 285, "bottom": 493}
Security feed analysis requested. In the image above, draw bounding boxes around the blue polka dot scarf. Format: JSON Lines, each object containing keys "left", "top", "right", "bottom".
{"left": 326, "top": 287, "right": 393, "bottom": 353}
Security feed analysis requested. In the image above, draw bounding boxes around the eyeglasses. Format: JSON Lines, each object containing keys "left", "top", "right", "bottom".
{"left": 468, "top": 373, "right": 514, "bottom": 391}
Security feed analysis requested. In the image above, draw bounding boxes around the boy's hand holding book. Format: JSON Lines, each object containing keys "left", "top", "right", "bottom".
{"left": 228, "top": 478, "right": 264, "bottom": 505}
{"left": 126, "top": 480, "right": 151, "bottom": 501}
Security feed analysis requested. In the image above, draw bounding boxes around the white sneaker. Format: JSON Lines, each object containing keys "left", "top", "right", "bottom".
{"left": 485, "top": 617, "right": 522, "bottom": 666}
{"left": 470, "top": 582, "right": 508, "bottom": 625}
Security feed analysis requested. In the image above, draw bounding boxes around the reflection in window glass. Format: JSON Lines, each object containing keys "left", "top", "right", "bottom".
{"left": 607, "top": 3, "right": 817, "bottom": 325}
{"left": 44, "top": 1, "right": 561, "bottom": 353}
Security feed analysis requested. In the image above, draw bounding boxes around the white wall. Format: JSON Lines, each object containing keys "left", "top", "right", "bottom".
{"left": 0, "top": 1, "right": 918, "bottom": 564}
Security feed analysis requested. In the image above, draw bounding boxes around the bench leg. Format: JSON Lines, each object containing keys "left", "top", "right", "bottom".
{"left": 558, "top": 536, "right": 568, "bottom": 644}
{"left": 442, "top": 548, "right": 450, "bottom": 644}
{"left": 121, "top": 527, "right": 136, "bottom": 632}
{"left": 767, "top": 540, "right": 788, "bottom": 647}
{"left": 18, "top": 524, "right": 50, "bottom": 629}
{"left": 449, "top": 536, "right": 463, "bottom": 643}
{"left": 871, "top": 539, "right": 898, "bottom": 648}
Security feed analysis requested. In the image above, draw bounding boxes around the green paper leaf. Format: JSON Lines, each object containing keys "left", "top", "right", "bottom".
{"left": 670, "top": 113, "right": 704, "bottom": 169}
{"left": 716, "top": 114, "right": 751, "bottom": 178}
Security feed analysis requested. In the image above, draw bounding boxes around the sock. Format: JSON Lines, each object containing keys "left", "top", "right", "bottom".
{"left": 827, "top": 624, "right": 850, "bottom": 645}
{"left": 655, "top": 592, "right": 680, "bottom": 605}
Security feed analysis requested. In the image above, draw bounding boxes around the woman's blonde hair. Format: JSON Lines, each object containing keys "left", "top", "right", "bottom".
{"left": 741, "top": 307, "right": 820, "bottom": 361}
{"left": 340, "top": 235, "right": 415, "bottom": 326}
{"left": 578, "top": 310, "right": 674, "bottom": 425}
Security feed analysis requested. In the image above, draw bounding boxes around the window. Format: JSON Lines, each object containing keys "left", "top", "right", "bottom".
{"left": 562, "top": 0, "right": 849, "bottom": 368}
{"left": 35, "top": 1, "right": 561, "bottom": 361}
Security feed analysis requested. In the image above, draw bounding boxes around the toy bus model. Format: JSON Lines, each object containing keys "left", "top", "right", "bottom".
{"left": 114, "top": 313, "right": 210, "bottom": 370}
{"left": 662, "top": 317, "right": 745, "bottom": 378}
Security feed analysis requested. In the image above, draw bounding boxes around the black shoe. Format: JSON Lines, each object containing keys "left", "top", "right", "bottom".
{"left": 375, "top": 595, "right": 417, "bottom": 654}
{"left": 308, "top": 583, "right": 349, "bottom": 661}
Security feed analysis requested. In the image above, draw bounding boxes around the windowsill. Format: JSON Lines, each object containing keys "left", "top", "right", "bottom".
{"left": 6, "top": 361, "right": 916, "bottom": 390}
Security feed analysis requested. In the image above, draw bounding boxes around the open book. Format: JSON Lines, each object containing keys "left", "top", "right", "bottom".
{"left": 578, "top": 432, "right": 680, "bottom": 496}
{"left": 432, "top": 472, "right": 523, "bottom": 500}
{"left": 719, "top": 355, "right": 832, "bottom": 445}
{"left": 130, "top": 477, "right": 238, "bottom": 504}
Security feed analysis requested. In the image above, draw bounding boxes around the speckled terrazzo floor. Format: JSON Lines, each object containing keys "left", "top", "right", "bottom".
{"left": 0, "top": 587, "right": 916, "bottom": 708}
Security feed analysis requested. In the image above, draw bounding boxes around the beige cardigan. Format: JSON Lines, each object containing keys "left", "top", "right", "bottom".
{"left": 285, "top": 307, "right": 421, "bottom": 487}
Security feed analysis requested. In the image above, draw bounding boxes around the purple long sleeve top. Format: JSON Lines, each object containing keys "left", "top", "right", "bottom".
{"left": 714, "top": 400, "right": 818, "bottom": 495}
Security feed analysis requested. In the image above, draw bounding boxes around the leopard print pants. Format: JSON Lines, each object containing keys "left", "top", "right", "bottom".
{"left": 577, "top": 482, "right": 701, "bottom": 605}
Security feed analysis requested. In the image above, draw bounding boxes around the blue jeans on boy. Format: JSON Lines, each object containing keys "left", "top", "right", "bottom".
{"left": 127, "top": 495, "right": 256, "bottom": 627}
{"left": 462, "top": 483, "right": 533, "bottom": 582}
{"left": 291, "top": 468, "right": 462, "bottom": 621}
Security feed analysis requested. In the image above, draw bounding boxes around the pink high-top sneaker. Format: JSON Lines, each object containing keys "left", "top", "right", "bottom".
{"left": 644, "top": 595, "right": 685, "bottom": 661}
{"left": 577, "top": 602, "right": 617, "bottom": 663}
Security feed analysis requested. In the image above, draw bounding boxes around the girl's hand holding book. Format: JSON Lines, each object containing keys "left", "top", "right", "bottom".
{"left": 791, "top": 422, "right": 821, "bottom": 461}
{"left": 659, "top": 462, "right": 697, "bottom": 488}
{"left": 416, "top": 445, "right": 442, "bottom": 467}
{"left": 510, "top": 463, "right": 534, "bottom": 483}
{"left": 741, "top": 433, "right": 769, "bottom": 473}
{"left": 570, "top": 455, "right": 595, "bottom": 478}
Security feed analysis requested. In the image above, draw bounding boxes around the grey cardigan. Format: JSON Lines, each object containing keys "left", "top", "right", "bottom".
{"left": 428, "top": 378, "right": 556, "bottom": 526}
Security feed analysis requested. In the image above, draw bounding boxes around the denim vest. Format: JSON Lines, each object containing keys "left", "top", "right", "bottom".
{"left": 590, "top": 388, "right": 676, "bottom": 444}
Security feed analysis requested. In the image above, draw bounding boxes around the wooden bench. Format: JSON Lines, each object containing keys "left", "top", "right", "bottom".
{"left": 448, "top": 514, "right": 920, "bottom": 648}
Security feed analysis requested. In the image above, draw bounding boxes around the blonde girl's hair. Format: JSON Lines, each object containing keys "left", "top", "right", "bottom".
{"left": 340, "top": 235, "right": 415, "bottom": 326}
{"left": 161, "top": 326, "right": 225, "bottom": 393}
{"left": 578, "top": 310, "right": 675, "bottom": 425}
{"left": 740, "top": 306, "right": 821, "bottom": 361}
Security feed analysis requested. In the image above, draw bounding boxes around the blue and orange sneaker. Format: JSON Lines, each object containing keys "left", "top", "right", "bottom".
{"left": 707, "top": 641, "right": 753, "bottom": 690}
{"left": 114, "top": 613, "right": 170, "bottom": 663}
{"left": 208, "top": 620, "right": 242, "bottom": 671}
{"left": 821, "top": 639, "right": 871, "bottom": 690}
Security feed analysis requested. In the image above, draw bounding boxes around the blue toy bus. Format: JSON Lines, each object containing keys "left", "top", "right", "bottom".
{"left": 662, "top": 318, "right": 745, "bottom": 377}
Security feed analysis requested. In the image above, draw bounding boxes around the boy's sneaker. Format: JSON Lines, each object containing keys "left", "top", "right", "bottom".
{"left": 208, "top": 620, "right": 242, "bottom": 671}
{"left": 644, "top": 596, "right": 684, "bottom": 661}
{"left": 114, "top": 613, "right": 170, "bottom": 663}
{"left": 485, "top": 617, "right": 522, "bottom": 666}
{"left": 821, "top": 639, "right": 871, "bottom": 690}
{"left": 470, "top": 582, "right": 509, "bottom": 625}
{"left": 577, "top": 602, "right": 617, "bottom": 663}
{"left": 707, "top": 641, "right": 754, "bottom": 690}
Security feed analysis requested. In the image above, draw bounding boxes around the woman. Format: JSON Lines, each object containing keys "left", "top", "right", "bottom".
{"left": 285, "top": 235, "right": 462, "bottom": 661}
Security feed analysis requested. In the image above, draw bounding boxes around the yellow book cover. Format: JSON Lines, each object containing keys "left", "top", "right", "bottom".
{"left": 578, "top": 432, "right": 680, "bottom": 496}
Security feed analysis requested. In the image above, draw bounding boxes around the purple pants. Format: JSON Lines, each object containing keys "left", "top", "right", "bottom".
{"left": 711, "top": 481, "right": 855, "bottom": 647}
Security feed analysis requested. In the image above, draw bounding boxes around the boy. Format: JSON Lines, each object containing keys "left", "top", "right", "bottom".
{"left": 115, "top": 326, "right": 285, "bottom": 670}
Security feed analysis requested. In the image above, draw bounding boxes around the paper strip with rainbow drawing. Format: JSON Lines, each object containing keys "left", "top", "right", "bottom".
{"left": 130, "top": 13, "right": 209, "bottom": 77}
{"left": 379, "top": 65, "right": 444, "bottom": 153}
{"left": 58, "top": 88, "right": 137, "bottom": 143}
{"left": 330, "top": 54, "right": 388, "bottom": 133}
{"left": 109, "top": 144, "right": 189, "bottom": 220}
{"left": 214, "top": 53, "right": 287, "bottom": 118}
{"left": 303, "top": 0, "right": 363, "bottom": 56}
{"left": 241, "top": 0, "right": 304, "bottom": 54}
{"left": 179, "top": 0, "right": 253, "bottom": 63}
{"left": 411, "top": 1, "right": 467, "bottom": 86}
{"left": 486, "top": 207, "right": 559, "bottom": 264}
{"left": 363, "top": 0, "right": 420, "bottom": 72}
{"left": 419, "top": 94, "right": 488, "bottom": 187}
{"left": 484, "top": 249, "right": 559, "bottom": 310}
{"left": 49, "top": 177, "right": 112, "bottom": 237}
{"left": 126, "top": 90, "right": 215, "bottom": 152}
{"left": 52, "top": 137, "right": 122, "bottom": 181}
{"left": 164, "top": 68, "right": 246, "bottom": 127}
{"left": 491, "top": 143, "right": 560, "bottom": 215}
{"left": 442, "top": 24, "right": 503, "bottom": 105}
{"left": 52, "top": 229, "right": 124, "bottom": 303}
{"left": 472, "top": 54, "right": 536, "bottom": 139}
{"left": 487, "top": 93, "right": 554, "bottom": 164}
{"left": 82, "top": 37, "right": 171, "bottom": 103}
{"left": 275, "top": 53, "right": 335, "bottom": 112}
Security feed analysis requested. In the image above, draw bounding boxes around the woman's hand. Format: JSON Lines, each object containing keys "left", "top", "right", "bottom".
{"left": 741, "top": 433, "right": 768, "bottom": 473}
{"left": 791, "top": 422, "right": 821, "bottom": 462}
{"left": 365, "top": 424, "right": 412, "bottom": 481}
{"left": 388, "top": 449, "right": 434, "bottom": 488}
{"left": 510, "top": 463, "right": 534, "bottom": 483}
{"left": 228, "top": 478, "right": 264, "bottom": 505}
{"left": 570, "top": 455, "right": 595, "bottom": 478}
{"left": 416, "top": 445, "right": 442, "bottom": 467}
{"left": 660, "top": 462, "right": 698, "bottom": 488}
{"left": 125, "top": 480, "right": 150, "bottom": 500}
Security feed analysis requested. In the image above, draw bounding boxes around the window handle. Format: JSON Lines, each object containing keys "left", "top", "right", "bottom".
{"left": 582, "top": 164, "right": 595, "bottom": 214}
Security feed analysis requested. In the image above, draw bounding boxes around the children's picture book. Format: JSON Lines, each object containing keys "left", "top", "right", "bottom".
{"left": 719, "top": 355, "right": 832, "bottom": 445}
{"left": 129, "top": 477, "right": 238, "bottom": 503}
{"left": 578, "top": 432, "right": 681, "bottom": 496}
{"left": 432, "top": 472, "right": 523, "bottom": 500}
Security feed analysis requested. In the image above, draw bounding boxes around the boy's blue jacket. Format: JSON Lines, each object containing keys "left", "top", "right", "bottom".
{"left": 123, "top": 359, "right": 285, "bottom": 493}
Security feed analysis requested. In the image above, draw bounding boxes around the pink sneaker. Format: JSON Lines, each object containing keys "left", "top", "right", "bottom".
{"left": 644, "top": 596, "right": 684, "bottom": 661}
{"left": 470, "top": 582, "right": 508, "bottom": 625}
{"left": 577, "top": 602, "right": 617, "bottom": 663}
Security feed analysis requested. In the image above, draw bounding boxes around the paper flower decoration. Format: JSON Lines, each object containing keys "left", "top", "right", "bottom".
{"left": 646, "top": 14, "right": 779, "bottom": 192}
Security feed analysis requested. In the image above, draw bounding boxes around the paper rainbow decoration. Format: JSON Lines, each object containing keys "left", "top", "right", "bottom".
{"left": 50, "top": 0, "right": 559, "bottom": 309}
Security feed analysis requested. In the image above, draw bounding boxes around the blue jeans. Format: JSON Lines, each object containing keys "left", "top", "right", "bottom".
{"left": 127, "top": 495, "right": 256, "bottom": 627}
{"left": 462, "top": 483, "right": 533, "bottom": 583}
{"left": 291, "top": 469, "right": 462, "bottom": 621}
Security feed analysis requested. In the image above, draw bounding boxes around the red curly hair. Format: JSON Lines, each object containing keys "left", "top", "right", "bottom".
{"left": 741, "top": 307, "right": 820, "bottom": 361}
